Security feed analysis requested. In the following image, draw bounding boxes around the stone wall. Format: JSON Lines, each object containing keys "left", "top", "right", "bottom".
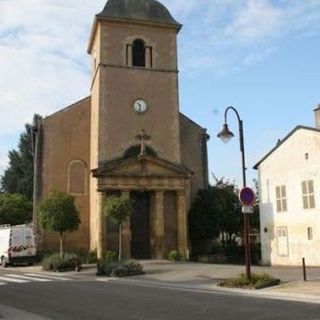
{"left": 40, "top": 97, "right": 91, "bottom": 252}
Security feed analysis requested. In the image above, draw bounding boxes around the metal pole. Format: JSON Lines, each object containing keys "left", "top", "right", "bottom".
{"left": 239, "top": 119, "right": 251, "bottom": 281}
{"left": 302, "top": 258, "right": 307, "bottom": 281}
{"left": 224, "top": 107, "right": 251, "bottom": 281}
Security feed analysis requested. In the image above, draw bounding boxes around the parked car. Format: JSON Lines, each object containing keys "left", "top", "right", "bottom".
{"left": 0, "top": 224, "right": 37, "bottom": 267}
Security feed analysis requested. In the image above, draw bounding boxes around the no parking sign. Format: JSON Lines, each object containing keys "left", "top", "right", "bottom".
{"left": 239, "top": 187, "right": 255, "bottom": 207}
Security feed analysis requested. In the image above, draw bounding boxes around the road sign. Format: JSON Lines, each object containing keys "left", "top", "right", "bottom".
{"left": 239, "top": 187, "right": 255, "bottom": 207}
{"left": 242, "top": 206, "right": 254, "bottom": 214}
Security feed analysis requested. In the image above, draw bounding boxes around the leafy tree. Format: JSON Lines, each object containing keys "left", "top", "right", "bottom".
{"left": 190, "top": 178, "right": 261, "bottom": 254}
{"left": 38, "top": 190, "right": 80, "bottom": 258}
{"left": 104, "top": 196, "right": 133, "bottom": 262}
{"left": 189, "top": 186, "right": 221, "bottom": 241}
{"left": 189, "top": 180, "right": 243, "bottom": 250}
{"left": 1, "top": 114, "right": 42, "bottom": 200}
{"left": 0, "top": 193, "right": 32, "bottom": 225}
{"left": 216, "top": 182, "right": 242, "bottom": 247}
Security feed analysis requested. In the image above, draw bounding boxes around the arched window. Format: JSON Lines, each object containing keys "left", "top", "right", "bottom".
{"left": 68, "top": 160, "right": 87, "bottom": 195}
{"left": 132, "top": 39, "right": 146, "bottom": 67}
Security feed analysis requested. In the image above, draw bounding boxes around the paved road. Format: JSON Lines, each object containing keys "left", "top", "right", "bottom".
{"left": 0, "top": 273, "right": 319, "bottom": 320}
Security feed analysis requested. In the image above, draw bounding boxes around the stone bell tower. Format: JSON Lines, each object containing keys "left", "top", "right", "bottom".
{"left": 88, "top": 0, "right": 182, "bottom": 165}
{"left": 87, "top": 0, "right": 206, "bottom": 260}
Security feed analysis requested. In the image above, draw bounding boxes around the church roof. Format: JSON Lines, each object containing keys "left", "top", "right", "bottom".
{"left": 97, "top": 0, "right": 181, "bottom": 27}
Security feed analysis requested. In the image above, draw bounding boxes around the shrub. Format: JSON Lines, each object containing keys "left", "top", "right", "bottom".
{"left": 105, "top": 251, "right": 117, "bottom": 263}
{"left": 211, "top": 241, "right": 223, "bottom": 254}
{"left": 97, "top": 260, "right": 144, "bottom": 277}
{"left": 42, "top": 253, "right": 81, "bottom": 272}
{"left": 220, "top": 273, "right": 280, "bottom": 290}
{"left": 74, "top": 249, "right": 97, "bottom": 264}
{"left": 167, "top": 250, "right": 180, "bottom": 261}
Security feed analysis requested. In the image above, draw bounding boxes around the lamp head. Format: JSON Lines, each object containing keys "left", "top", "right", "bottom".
{"left": 217, "top": 124, "right": 234, "bottom": 143}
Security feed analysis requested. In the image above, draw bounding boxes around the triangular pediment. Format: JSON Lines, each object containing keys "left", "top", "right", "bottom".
{"left": 92, "top": 155, "right": 192, "bottom": 178}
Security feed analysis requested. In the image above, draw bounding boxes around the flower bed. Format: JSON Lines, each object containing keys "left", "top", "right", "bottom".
{"left": 96, "top": 260, "right": 144, "bottom": 278}
{"left": 220, "top": 273, "right": 280, "bottom": 290}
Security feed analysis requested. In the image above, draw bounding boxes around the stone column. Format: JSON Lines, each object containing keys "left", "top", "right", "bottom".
{"left": 97, "top": 193, "right": 105, "bottom": 260}
{"left": 121, "top": 191, "right": 131, "bottom": 260}
{"left": 177, "top": 191, "right": 188, "bottom": 259}
{"left": 152, "top": 191, "right": 165, "bottom": 259}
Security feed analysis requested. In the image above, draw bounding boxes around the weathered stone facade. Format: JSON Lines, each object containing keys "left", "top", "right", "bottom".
{"left": 36, "top": 0, "right": 209, "bottom": 259}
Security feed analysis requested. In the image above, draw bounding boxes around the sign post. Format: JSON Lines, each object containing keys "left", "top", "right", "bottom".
{"left": 239, "top": 187, "right": 255, "bottom": 281}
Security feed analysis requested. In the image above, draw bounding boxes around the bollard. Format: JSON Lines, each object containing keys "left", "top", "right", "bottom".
{"left": 302, "top": 258, "right": 307, "bottom": 282}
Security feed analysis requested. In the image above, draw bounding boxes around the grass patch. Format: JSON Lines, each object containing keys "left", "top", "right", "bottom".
{"left": 220, "top": 273, "right": 280, "bottom": 290}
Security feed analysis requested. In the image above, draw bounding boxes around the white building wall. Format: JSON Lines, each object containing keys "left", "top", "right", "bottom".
{"left": 258, "top": 128, "right": 320, "bottom": 266}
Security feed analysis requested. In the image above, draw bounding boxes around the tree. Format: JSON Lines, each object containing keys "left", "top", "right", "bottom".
{"left": 0, "top": 193, "right": 32, "bottom": 225}
{"left": 216, "top": 182, "right": 242, "bottom": 247}
{"left": 38, "top": 190, "right": 80, "bottom": 258}
{"left": 189, "top": 180, "right": 243, "bottom": 252}
{"left": 1, "top": 114, "right": 42, "bottom": 200}
{"left": 189, "top": 186, "right": 221, "bottom": 241}
{"left": 103, "top": 195, "right": 133, "bottom": 262}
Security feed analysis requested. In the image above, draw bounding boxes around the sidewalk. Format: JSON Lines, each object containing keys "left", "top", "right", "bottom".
{"left": 8, "top": 260, "right": 320, "bottom": 304}
{"left": 128, "top": 261, "right": 320, "bottom": 304}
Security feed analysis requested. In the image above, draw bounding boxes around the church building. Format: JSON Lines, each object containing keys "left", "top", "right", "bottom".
{"left": 34, "top": 0, "right": 209, "bottom": 260}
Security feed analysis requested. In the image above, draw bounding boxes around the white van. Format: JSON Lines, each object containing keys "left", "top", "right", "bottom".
{"left": 0, "top": 224, "right": 37, "bottom": 267}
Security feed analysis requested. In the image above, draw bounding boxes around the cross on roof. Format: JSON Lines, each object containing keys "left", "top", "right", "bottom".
{"left": 136, "top": 129, "right": 151, "bottom": 156}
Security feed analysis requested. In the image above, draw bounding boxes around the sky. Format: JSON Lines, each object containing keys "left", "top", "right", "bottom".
{"left": 0, "top": 0, "right": 319, "bottom": 188}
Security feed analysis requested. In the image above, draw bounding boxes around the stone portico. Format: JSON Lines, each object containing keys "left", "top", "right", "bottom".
{"left": 93, "top": 154, "right": 192, "bottom": 259}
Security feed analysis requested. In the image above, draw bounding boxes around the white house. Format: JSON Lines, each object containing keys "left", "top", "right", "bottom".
{"left": 254, "top": 106, "right": 320, "bottom": 266}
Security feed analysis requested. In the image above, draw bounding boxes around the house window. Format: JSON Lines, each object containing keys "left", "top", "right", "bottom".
{"left": 132, "top": 39, "right": 146, "bottom": 67}
{"left": 276, "top": 185, "right": 287, "bottom": 212}
{"left": 276, "top": 227, "right": 289, "bottom": 257}
{"left": 302, "top": 180, "right": 315, "bottom": 209}
{"left": 307, "top": 227, "right": 313, "bottom": 240}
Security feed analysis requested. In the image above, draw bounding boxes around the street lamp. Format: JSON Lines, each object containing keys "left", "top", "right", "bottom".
{"left": 217, "top": 106, "right": 251, "bottom": 280}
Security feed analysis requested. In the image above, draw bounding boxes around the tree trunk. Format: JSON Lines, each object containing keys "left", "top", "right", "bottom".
{"left": 221, "top": 232, "right": 226, "bottom": 248}
{"left": 60, "top": 232, "right": 64, "bottom": 259}
{"left": 118, "top": 224, "right": 122, "bottom": 262}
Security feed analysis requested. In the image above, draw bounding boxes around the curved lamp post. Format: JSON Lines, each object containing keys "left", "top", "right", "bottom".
{"left": 217, "top": 106, "right": 251, "bottom": 280}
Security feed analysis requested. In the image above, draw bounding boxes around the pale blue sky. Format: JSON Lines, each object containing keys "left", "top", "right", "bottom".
{"left": 0, "top": 0, "right": 319, "bottom": 188}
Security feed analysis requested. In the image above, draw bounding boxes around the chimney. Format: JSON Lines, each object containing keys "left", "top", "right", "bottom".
{"left": 314, "top": 104, "right": 320, "bottom": 128}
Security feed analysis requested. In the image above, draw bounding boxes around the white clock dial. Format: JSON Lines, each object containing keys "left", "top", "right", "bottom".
{"left": 134, "top": 99, "right": 148, "bottom": 113}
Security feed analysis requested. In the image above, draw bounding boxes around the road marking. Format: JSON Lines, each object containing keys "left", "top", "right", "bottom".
{"left": 25, "top": 273, "right": 72, "bottom": 281}
{"left": 4, "top": 274, "right": 52, "bottom": 282}
{"left": 0, "top": 282, "right": 5, "bottom": 285}
{"left": 0, "top": 276, "right": 29, "bottom": 283}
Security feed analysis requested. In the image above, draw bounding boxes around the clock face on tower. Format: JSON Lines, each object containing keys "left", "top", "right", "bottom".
{"left": 133, "top": 99, "right": 148, "bottom": 114}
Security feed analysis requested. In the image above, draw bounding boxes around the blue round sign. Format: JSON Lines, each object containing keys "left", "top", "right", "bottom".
{"left": 239, "top": 187, "right": 255, "bottom": 206}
